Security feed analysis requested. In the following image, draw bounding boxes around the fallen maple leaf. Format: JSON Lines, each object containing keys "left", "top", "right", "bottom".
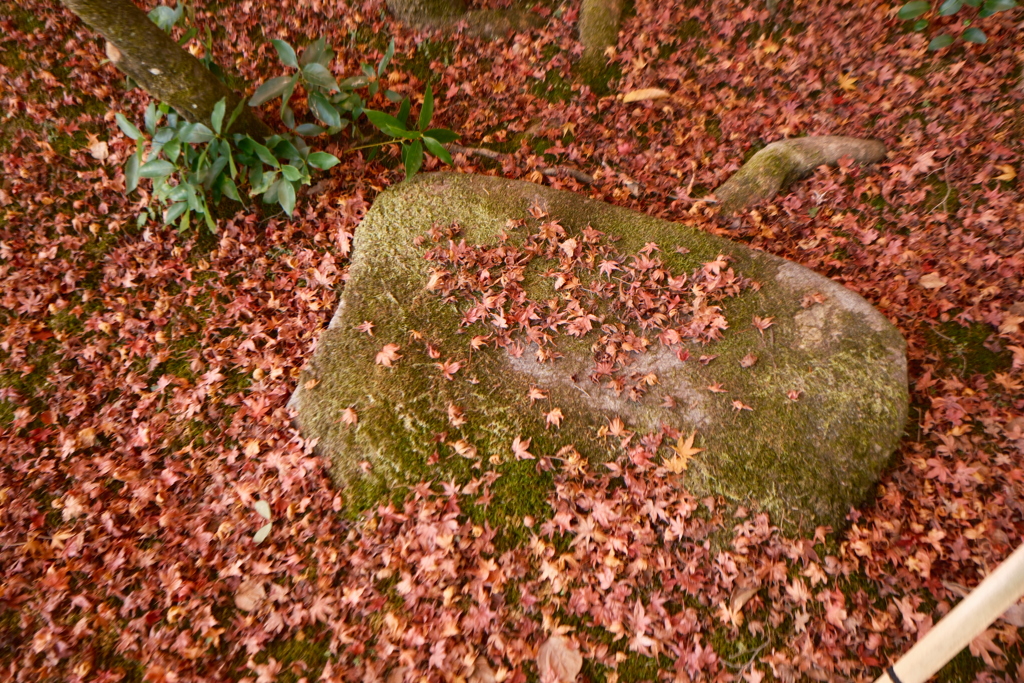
{"left": 436, "top": 358, "right": 463, "bottom": 380}
{"left": 341, "top": 407, "right": 358, "bottom": 425}
{"left": 545, "top": 408, "right": 564, "bottom": 429}
{"left": 837, "top": 72, "right": 858, "bottom": 92}
{"left": 732, "top": 400, "right": 753, "bottom": 411}
{"left": 529, "top": 386, "right": 548, "bottom": 403}
{"left": 994, "top": 164, "right": 1017, "bottom": 182}
{"left": 919, "top": 273, "right": 946, "bottom": 290}
{"left": 740, "top": 353, "right": 758, "bottom": 368}
{"left": 355, "top": 320, "right": 375, "bottom": 336}
{"left": 536, "top": 635, "right": 583, "bottom": 683}
{"left": 751, "top": 316, "right": 774, "bottom": 335}
{"left": 448, "top": 403, "right": 467, "bottom": 427}
{"left": 622, "top": 87, "right": 670, "bottom": 103}
{"left": 513, "top": 436, "right": 535, "bottom": 460}
{"left": 707, "top": 382, "right": 727, "bottom": 393}
{"left": 375, "top": 343, "right": 402, "bottom": 367}
{"left": 664, "top": 431, "right": 704, "bottom": 473}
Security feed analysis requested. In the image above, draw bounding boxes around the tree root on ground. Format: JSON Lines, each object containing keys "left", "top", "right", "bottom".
{"left": 386, "top": 0, "right": 543, "bottom": 37}
{"left": 713, "top": 136, "right": 886, "bottom": 214}
{"left": 447, "top": 144, "right": 596, "bottom": 185}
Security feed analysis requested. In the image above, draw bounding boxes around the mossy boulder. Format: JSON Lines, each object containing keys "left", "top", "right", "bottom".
{"left": 290, "top": 173, "right": 908, "bottom": 534}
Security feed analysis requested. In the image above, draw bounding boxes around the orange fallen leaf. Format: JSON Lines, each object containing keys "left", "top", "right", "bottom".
{"left": 375, "top": 343, "right": 402, "bottom": 367}
{"left": 622, "top": 87, "right": 670, "bottom": 103}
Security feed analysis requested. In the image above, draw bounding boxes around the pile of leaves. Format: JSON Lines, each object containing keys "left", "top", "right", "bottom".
{"left": 1, "top": 0, "right": 1022, "bottom": 681}
{"left": 421, "top": 218, "right": 743, "bottom": 384}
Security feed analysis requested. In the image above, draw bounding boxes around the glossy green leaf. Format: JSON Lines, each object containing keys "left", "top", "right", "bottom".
{"left": 226, "top": 99, "right": 247, "bottom": 133}
{"left": 928, "top": 33, "right": 955, "bottom": 49}
{"left": 249, "top": 76, "right": 293, "bottom": 107}
{"left": 271, "top": 39, "right": 298, "bottom": 68}
{"left": 378, "top": 38, "right": 395, "bottom": 76}
{"left": 962, "top": 26, "right": 987, "bottom": 42}
{"left": 211, "top": 98, "right": 226, "bottom": 135}
{"left": 364, "top": 109, "right": 408, "bottom": 137}
{"left": 299, "top": 38, "right": 332, "bottom": 67}
{"left": 979, "top": 0, "right": 1016, "bottom": 16}
{"left": 219, "top": 175, "right": 241, "bottom": 202}
{"left": 938, "top": 0, "right": 963, "bottom": 13}
{"left": 422, "top": 135, "right": 453, "bottom": 165}
{"left": 418, "top": 84, "right": 434, "bottom": 131}
{"left": 182, "top": 123, "right": 214, "bottom": 144}
{"left": 139, "top": 159, "right": 175, "bottom": 178}
{"left": 238, "top": 138, "right": 280, "bottom": 167}
{"left": 403, "top": 140, "right": 424, "bottom": 178}
{"left": 897, "top": 0, "right": 931, "bottom": 19}
{"left": 281, "top": 164, "right": 301, "bottom": 182}
{"left": 302, "top": 63, "right": 338, "bottom": 91}
{"left": 176, "top": 26, "right": 197, "bottom": 47}
{"left": 309, "top": 91, "right": 342, "bottom": 128}
{"left": 115, "top": 113, "right": 142, "bottom": 140}
{"left": 307, "top": 151, "right": 340, "bottom": 170}
{"left": 423, "top": 128, "right": 459, "bottom": 143}
{"left": 163, "top": 201, "right": 188, "bottom": 225}
{"left": 125, "top": 152, "right": 141, "bottom": 192}
{"left": 295, "top": 123, "right": 326, "bottom": 136}
{"left": 144, "top": 102, "right": 159, "bottom": 135}
{"left": 147, "top": 4, "right": 183, "bottom": 32}
{"left": 397, "top": 97, "right": 411, "bottom": 127}
{"left": 278, "top": 180, "right": 296, "bottom": 216}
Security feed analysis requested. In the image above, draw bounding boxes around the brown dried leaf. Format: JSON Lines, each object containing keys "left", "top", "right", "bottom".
{"left": 536, "top": 635, "right": 583, "bottom": 683}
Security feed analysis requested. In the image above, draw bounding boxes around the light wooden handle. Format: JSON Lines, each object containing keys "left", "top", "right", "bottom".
{"left": 874, "top": 542, "right": 1024, "bottom": 683}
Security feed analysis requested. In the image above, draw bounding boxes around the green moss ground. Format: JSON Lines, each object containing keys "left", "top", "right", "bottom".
{"left": 927, "top": 321, "right": 1011, "bottom": 378}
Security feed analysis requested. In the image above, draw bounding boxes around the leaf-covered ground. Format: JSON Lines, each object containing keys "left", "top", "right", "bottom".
{"left": 1, "top": 0, "right": 1022, "bottom": 681}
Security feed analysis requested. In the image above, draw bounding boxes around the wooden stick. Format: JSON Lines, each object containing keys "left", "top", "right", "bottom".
{"left": 874, "top": 542, "right": 1024, "bottom": 683}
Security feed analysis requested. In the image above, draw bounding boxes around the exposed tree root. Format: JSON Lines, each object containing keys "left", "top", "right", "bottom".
{"left": 385, "top": 0, "right": 543, "bottom": 37}
{"left": 713, "top": 135, "right": 886, "bottom": 214}
{"left": 447, "top": 143, "right": 596, "bottom": 185}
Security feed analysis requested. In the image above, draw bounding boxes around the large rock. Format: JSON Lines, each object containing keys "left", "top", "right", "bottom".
{"left": 291, "top": 173, "right": 908, "bottom": 533}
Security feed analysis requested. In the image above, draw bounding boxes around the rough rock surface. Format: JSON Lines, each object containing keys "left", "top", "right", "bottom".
{"left": 291, "top": 173, "right": 908, "bottom": 533}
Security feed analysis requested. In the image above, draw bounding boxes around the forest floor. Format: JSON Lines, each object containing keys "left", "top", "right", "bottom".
{"left": 1, "top": 0, "right": 1023, "bottom": 681}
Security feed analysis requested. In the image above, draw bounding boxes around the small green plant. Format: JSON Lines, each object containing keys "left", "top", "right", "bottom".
{"left": 117, "top": 98, "right": 339, "bottom": 231}
{"left": 114, "top": 6, "right": 460, "bottom": 233}
{"left": 253, "top": 36, "right": 458, "bottom": 176}
{"left": 897, "top": 0, "right": 1017, "bottom": 50}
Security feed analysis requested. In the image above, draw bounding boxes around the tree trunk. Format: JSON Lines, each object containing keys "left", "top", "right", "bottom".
{"left": 578, "top": 0, "right": 623, "bottom": 85}
{"left": 60, "top": 0, "right": 270, "bottom": 139}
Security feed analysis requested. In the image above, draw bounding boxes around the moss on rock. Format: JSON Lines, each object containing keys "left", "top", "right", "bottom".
{"left": 291, "top": 173, "right": 908, "bottom": 535}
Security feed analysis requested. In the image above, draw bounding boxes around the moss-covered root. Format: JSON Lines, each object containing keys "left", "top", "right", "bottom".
{"left": 714, "top": 136, "right": 887, "bottom": 214}
{"left": 386, "top": 0, "right": 544, "bottom": 37}
{"left": 578, "top": 0, "right": 624, "bottom": 83}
